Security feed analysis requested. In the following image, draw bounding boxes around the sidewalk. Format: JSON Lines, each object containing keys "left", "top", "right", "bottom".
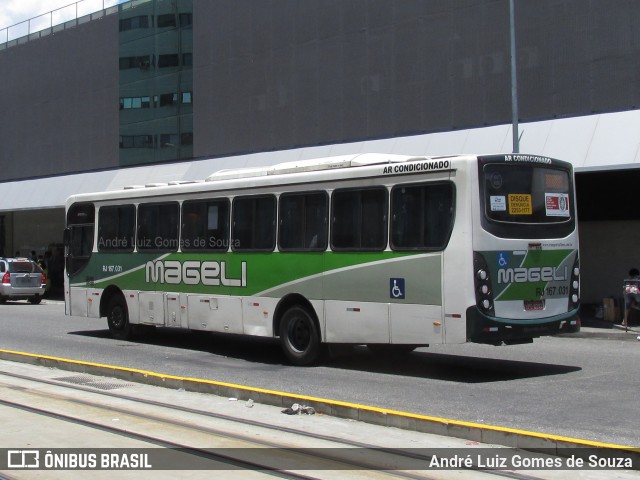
{"left": 559, "top": 316, "right": 640, "bottom": 340}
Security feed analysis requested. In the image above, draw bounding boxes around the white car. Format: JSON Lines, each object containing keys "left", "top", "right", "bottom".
{"left": 0, "top": 258, "right": 46, "bottom": 304}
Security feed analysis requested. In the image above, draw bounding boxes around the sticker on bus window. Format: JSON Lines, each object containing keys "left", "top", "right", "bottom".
{"left": 545, "top": 193, "right": 570, "bottom": 217}
{"left": 490, "top": 196, "right": 506, "bottom": 211}
{"left": 508, "top": 194, "right": 532, "bottom": 215}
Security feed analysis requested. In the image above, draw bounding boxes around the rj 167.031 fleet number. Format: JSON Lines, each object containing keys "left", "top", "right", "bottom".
{"left": 535, "top": 285, "right": 568, "bottom": 298}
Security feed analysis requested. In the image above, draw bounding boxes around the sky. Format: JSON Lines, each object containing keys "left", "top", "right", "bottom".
{"left": 0, "top": 0, "right": 125, "bottom": 36}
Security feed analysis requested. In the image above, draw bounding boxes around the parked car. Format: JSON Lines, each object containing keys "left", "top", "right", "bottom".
{"left": 0, "top": 257, "right": 46, "bottom": 304}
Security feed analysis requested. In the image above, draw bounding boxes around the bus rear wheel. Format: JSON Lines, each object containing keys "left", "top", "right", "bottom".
{"left": 107, "top": 295, "right": 132, "bottom": 340}
{"left": 279, "top": 306, "right": 321, "bottom": 366}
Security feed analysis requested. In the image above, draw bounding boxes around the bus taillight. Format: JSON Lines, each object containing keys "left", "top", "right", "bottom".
{"left": 474, "top": 252, "right": 495, "bottom": 316}
{"left": 568, "top": 257, "right": 580, "bottom": 310}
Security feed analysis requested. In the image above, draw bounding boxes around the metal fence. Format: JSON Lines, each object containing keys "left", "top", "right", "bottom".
{"left": 0, "top": 0, "right": 150, "bottom": 50}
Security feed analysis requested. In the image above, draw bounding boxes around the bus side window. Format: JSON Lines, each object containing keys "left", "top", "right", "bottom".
{"left": 232, "top": 195, "right": 276, "bottom": 251}
{"left": 98, "top": 205, "right": 135, "bottom": 252}
{"left": 331, "top": 187, "right": 387, "bottom": 251}
{"left": 279, "top": 192, "right": 328, "bottom": 251}
{"left": 137, "top": 202, "right": 179, "bottom": 251}
{"left": 182, "top": 199, "right": 230, "bottom": 251}
{"left": 391, "top": 182, "right": 454, "bottom": 250}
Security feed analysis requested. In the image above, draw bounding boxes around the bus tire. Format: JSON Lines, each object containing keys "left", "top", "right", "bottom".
{"left": 279, "top": 305, "right": 321, "bottom": 366}
{"left": 107, "top": 295, "right": 132, "bottom": 340}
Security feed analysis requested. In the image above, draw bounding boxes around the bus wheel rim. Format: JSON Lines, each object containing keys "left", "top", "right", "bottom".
{"left": 110, "top": 306, "right": 125, "bottom": 329}
{"left": 289, "top": 316, "right": 311, "bottom": 352}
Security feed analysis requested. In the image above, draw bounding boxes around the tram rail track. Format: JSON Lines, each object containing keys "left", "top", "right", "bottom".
{"left": 0, "top": 373, "right": 432, "bottom": 479}
{"left": 0, "top": 367, "right": 622, "bottom": 480}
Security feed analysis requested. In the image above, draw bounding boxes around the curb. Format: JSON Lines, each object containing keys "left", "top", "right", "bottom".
{"left": 0, "top": 348, "right": 638, "bottom": 461}
{"left": 557, "top": 325, "right": 640, "bottom": 341}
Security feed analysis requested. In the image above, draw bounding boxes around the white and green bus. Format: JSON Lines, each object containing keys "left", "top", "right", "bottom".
{"left": 64, "top": 153, "right": 580, "bottom": 365}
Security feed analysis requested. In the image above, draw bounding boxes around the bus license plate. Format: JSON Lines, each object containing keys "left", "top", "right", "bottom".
{"left": 524, "top": 300, "right": 545, "bottom": 311}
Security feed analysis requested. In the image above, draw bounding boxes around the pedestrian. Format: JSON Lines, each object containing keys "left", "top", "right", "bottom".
{"left": 623, "top": 268, "right": 640, "bottom": 327}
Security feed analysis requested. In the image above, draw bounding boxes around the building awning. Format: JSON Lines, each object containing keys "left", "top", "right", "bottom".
{"left": 3, "top": 109, "right": 640, "bottom": 212}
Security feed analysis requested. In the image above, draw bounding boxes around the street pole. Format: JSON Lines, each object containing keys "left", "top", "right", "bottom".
{"left": 510, "top": 0, "right": 519, "bottom": 153}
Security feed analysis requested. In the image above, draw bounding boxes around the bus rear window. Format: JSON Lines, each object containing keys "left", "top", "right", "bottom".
{"left": 483, "top": 164, "right": 572, "bottom": 224}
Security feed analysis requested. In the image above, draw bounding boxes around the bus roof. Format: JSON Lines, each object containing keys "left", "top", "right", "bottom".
{"left": 117, "top": 153, "right": 454, "bottom": 191}
{"left": 64, "top": 152, "right": 567, "bottom": 206}
{"left": 204, "top": 153, "right": 431, "bottom": 182}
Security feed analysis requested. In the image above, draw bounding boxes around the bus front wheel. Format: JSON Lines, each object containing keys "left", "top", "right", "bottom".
{"left": 279, "top": 306, "right": 321, "bottom": 366}
{"left": 107, "top": 295, "right": 132, "bottom": 340}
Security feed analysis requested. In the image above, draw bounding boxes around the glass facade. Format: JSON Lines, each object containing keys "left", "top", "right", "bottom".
{"left": 119, "top": 0, "right": 193, "bottom": 166}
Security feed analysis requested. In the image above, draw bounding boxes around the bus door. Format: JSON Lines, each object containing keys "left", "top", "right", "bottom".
{"left": 64, "top": 203, "right": 95, "bottom": 316}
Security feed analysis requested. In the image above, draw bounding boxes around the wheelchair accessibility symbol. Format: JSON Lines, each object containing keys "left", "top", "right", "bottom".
{"left": 498, "top": 252, "right": 509, "bottom": 268}
{"left": 390, "top": 278, "right": 405, "bottom": 299}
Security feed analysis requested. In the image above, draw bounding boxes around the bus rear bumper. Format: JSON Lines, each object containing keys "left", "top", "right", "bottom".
{"left": 466, "top": 307, "right": 581, "bottom": 345}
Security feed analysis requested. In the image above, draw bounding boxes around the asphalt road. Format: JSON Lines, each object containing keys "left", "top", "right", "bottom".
{"left": 0, "top": 300, "right": 638, "bottom": 447}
